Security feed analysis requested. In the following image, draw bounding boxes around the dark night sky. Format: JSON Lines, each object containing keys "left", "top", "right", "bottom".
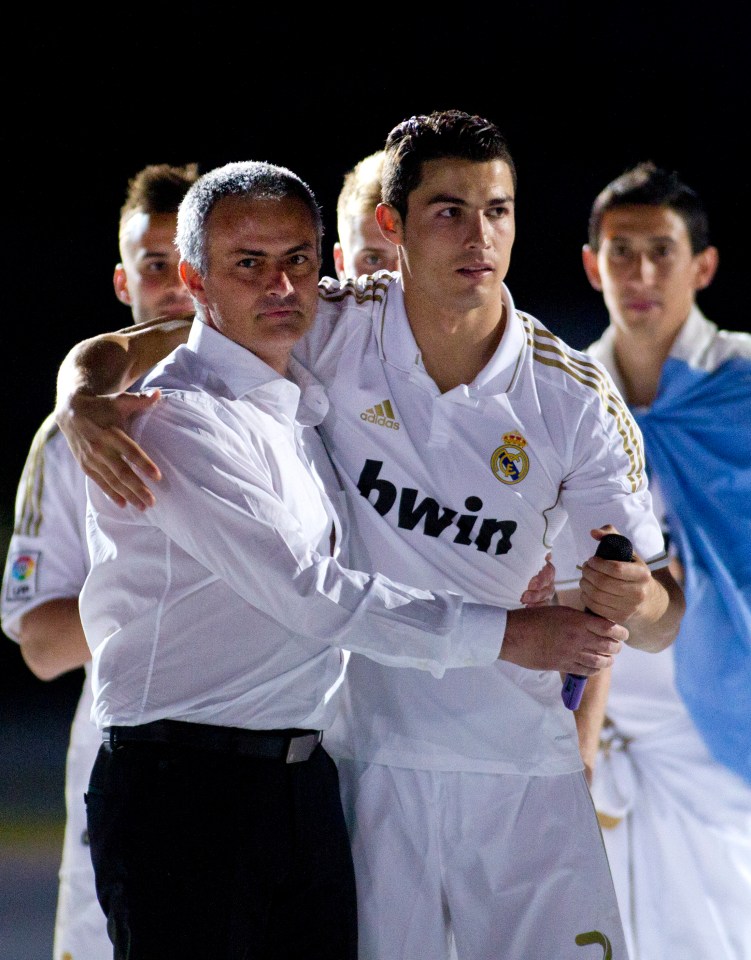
{"left": 2, "top": 7, "right": 749, "bottom": 711}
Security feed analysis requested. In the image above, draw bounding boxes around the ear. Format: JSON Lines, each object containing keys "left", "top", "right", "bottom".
{"left": 113, "top": 264, "right": 132, "bottom": 305}
{"left": 375, "top": 203, "right": 403, "bottom": 247}
{"left": 581, "top": 245, "right": 603, "bottom": 292}
{"left": 179, "top": 261, "right": 206, "bottom": 305}
{"left": 694, "top": 245, "right": 719, "bottom": 291}
{"left": 333, "top": 242, "right": 346, "bottom": 281}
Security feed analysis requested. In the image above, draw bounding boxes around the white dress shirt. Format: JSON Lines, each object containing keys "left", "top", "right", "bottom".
{"left": 79, "top": 319, "right": 505, "bottom": 732}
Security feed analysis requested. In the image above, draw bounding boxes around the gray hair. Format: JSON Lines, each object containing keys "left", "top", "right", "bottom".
{"left": 176, "top": 160, "right": 324, "bottom": 274}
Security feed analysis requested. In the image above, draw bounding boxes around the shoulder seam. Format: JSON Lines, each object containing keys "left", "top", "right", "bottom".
{"left": 520, "top": 315, "right": 646, "bottom": 492}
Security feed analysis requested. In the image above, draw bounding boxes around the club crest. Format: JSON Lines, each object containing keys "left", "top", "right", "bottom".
{"left": 490, "top": 432, "right": 529, "bottom": 485}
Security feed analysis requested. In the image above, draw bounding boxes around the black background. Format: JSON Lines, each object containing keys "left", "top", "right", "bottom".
{"left": 2, "top": 6, "right": 749, "bottom": 728}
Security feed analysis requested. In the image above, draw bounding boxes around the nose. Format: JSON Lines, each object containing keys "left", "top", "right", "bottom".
{"left": 267, "top": 265, "right": 295, "bottom": 297}
{"left": 633, "top": 252, "right": 657, "bottom": 284}
{"left": 466, "top": 211, "right": 490, "bottom": 248}
{"left": 166, "top": 273, "right": 194, "bottom": 303}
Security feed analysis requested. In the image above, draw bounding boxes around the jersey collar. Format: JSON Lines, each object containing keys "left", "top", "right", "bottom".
{"left": 377, "top": 277, "right": 527, "bottom": 396}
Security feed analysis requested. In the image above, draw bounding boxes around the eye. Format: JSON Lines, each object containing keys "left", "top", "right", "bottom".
{"left": 487, "top": 205, "right": 511, "bottom": 219}
{"left": 609, "top": 242, "right": 632, "bottom": 260}
{"left": 437, "top": 206, "right": 460, "bottom": 219}
{"left": 145, "top": 259, "right": 169, "bottom": 274}
{"left": 652, "top": 242, "right": 673, "bottom": 259}
{"left": 237, "top": 256, "right": 258, "bottom": 268}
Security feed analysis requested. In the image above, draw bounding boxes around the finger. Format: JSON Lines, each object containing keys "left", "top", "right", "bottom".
{"left": 117, "top": 389, "right": 162, "bottom": 418}
{"left": 569, "top": 646, "right": 621, "bottom": 674}
{"left": 87, "top": 453, "right": 157, "bottom": 511}
{"left": 90, "top": 429, "right": 162, "bottom": 481}
{"left": 585, "top": 616, "right": 629, "bottom": 643}
{"left": 590, "top": 524, "right": 618, "bottom": 542}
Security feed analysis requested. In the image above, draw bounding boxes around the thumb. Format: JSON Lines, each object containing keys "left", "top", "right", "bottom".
{"left": 590, "top": 523, "right": 618, "bottom": 544}
{"left": 116, "top": 388, "right": 161, "bottom": 418}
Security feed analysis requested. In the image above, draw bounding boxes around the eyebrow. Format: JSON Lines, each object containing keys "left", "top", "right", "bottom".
{"left": 232, "top": 241, "right": 316, "bottom": 257}
{"left": 609, "top": 234, "right": 677, "bottom": 243}
{"left": 426, "top": 192, "right": 515, "bottom": 207}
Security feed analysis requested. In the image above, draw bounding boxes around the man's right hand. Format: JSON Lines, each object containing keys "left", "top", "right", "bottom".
{"left": 54, "top": 390, "right": 162, "bottom": 510}
{"left": 500, "top": 605, "right": 627, "bottom": 675}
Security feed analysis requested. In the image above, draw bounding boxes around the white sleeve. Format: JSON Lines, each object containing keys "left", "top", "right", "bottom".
{"left": 2, "top": 416, "right": 88, "bottom": 641}
{"left": 553, "top": 389, "right": 668, "bottom": 587}
{"left": 113, "top": 397, "right": 504, "bottom": 678}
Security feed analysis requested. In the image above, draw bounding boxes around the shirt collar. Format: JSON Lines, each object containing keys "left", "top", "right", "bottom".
{"left": 667, "top": 304, "right": 716, "bottom": 367}
{"left": 589, "top": 303, "right": 715, "bottom": 394}
{"left": 377, "top": 278, "right": 526, "bottom": 394}
{"left": 187, "top": 318, "right": 329, "bottom": 426}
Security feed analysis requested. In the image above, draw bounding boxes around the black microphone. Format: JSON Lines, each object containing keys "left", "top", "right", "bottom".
{"left": 561, "top": 533, "right": 634, "bottom": 710}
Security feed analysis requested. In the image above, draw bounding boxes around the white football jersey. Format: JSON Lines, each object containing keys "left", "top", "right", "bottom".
{"left": 1, "top": 416, "right": 110, "bottom": 958}
{"left": 295, "top": 272, "right": 667, "bottom": 773}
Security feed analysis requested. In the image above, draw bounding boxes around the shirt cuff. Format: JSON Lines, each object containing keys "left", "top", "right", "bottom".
{"left": 445, "top": 601, "right": 506, "bottom": 668}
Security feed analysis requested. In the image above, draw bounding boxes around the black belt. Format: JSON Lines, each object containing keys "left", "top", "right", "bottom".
{"left": 103, "top": 719, "right": 322, "bottom": 763}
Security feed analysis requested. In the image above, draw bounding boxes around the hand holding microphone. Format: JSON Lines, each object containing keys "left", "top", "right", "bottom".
{"left": 561, "top": 532, "right": 634, "bottom": 710}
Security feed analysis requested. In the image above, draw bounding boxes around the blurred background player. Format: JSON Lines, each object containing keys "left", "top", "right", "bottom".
{"left": 1, "top": 162, "right": 198, "bottom": 959}
{"left": 333, "top": 151, "right": 398, "bottom": 281}
{"left": 579, "top": 161, "right": 751, "bottom": 959}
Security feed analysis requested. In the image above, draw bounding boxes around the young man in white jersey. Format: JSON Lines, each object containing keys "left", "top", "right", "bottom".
{"left": 53, "top": 112, "right": 684, "bottom": 960}
{"left": 574, "top": 161, "right": 751, "bottom": 960}
{"left": 1, "top": 162, "right": 198, "bottom": 960}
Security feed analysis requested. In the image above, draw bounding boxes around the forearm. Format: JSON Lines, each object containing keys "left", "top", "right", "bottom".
{"left": 56, "top": 334, "right": 137, "bottom": 401}
{"left": 624, "top": 567, "right": 685, "bottom": 653}
{"left": 55, "top": 317, "right": 192, "bottom": 403}
{"left": 573, "top": 669, "right": 611, "bottom": 785}
{"left": 19, "top": 598, "right": 90, "bottom": 681}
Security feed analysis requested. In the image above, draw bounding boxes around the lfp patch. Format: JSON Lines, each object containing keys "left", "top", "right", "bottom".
{"left": 5, "top": 551, "right": 40, "bottom": 601}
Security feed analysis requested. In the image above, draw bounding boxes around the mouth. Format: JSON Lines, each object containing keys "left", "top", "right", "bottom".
{"left": 160, "top": 304, "right": 194, "bottom": 318}
{"left": 261, "top": 308, "right": 302, "bottom": 321}
{"left": 456, "top": 263, "right": 495, "bottom": 280}
{"left": 624, "top": 299, "right": 661, "bottom": 312}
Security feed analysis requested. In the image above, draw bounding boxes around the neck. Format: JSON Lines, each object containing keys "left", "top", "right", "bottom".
{"left": 403, "top": 284, "right": 507, "bottom": 393}
{"left": 611, "top": 314, "right": 688, "bottom": 407}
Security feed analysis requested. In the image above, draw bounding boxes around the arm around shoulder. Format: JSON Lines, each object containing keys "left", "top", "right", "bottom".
{"left": 53, "top": 317, "right": 192, "bottom": 509}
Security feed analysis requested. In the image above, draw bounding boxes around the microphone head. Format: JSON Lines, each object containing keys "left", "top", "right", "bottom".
{"left": 594, "top": 533, "right": 634, "bottom": 562}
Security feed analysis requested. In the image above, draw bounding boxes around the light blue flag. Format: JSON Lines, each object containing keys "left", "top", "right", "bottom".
{"left": 634, "top": 354, "right": 751, "bottom": 785}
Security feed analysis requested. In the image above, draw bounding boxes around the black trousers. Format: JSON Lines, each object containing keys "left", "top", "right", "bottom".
{"left": 85, "top": 734, "right": 357, "bottom": 960}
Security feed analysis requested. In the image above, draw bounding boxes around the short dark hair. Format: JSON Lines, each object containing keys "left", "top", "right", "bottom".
{"left": 176, "top": 160, "right": 323, "bottom": 274}
{"left": 382, "top": 110, "right": 517, "bottom": 220}
{"left": 120, "top": 163, "right": 200, "bottom": 226}
{"left": 588, "top": 161, "right": 710, "bottom": 253}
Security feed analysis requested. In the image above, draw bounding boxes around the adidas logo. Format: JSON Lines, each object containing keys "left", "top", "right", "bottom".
{"left": 360, "top": 399, "right": 400, "bottom": 430}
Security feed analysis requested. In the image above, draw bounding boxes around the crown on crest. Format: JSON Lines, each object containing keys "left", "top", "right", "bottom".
{"left": 502, "top": 432, "right": 527, "bottom": 448}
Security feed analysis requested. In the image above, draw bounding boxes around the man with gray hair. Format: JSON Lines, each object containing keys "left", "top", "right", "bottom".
{"left": 77, "top": 159, "right": 556, "bottom": 960}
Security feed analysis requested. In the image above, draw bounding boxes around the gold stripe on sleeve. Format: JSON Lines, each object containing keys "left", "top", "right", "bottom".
{"left": 15, "top": 413, "right": 59, "bottom": 537}
{"left": 520, "top": 315, "right": 645, "bottom": 492}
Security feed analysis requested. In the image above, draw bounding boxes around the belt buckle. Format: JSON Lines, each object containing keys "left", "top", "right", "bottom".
{"left": 285, "top": 732, "right": 320, "bottom": 763}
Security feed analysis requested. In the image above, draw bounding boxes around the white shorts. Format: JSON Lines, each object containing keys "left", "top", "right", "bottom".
{"left": 336, "top": 759, "right": 627, "bottom": 960}
{"left": 53, "top": 708, "right": 111, "bottom": 960}
{"left": 594, "top": 716, "right": 751, "bottom": 960}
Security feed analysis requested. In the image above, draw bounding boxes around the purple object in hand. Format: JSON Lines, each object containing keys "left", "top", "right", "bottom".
{"left": 561, "top": 533, "right": 634, "bottom": 710}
